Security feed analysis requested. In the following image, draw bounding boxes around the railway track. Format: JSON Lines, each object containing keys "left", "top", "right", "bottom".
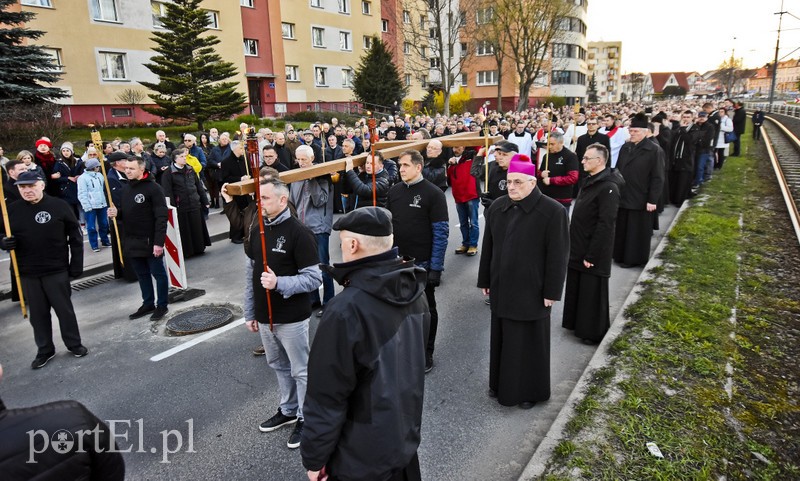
{"left": 762, "top": 116, "right": 800, "bottom": 245}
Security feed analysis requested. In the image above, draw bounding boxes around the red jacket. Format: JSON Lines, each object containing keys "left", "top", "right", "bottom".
{"left": 446, "top": 152, "right": 479, "bottom": 203}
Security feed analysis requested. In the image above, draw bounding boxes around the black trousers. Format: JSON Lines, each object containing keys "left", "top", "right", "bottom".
{"left": 328, "top": 452, "right": 421, "bottom": 481}
{"left": 20, "top": 271, "right": 82, "bottom": 356}
{"left": 424, "top": 283, "right": 438, "bottom": 357}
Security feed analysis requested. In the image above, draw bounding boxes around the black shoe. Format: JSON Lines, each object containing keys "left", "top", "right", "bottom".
{"left": 518, "top": 401, "right": 536, "bottom": 409}
{"left": 259, "top": 408, "right": 297, "bottom": 433}
{"left": 150, "top": 306, "right": 168, "bottom": 321}
{"left": 287, "top": 420, "right": 304, "bottom": 449}
{"left": 69, "top": 345, "right": 89, "bottom": 358}
{"left": 252, "top": 345, "right": 265, "bottom": 356}
{"left": 31, "top": 353, "right": 55, "bottom": 370}
{"left": 618, "top": 263, "right": 638, "bottom": 269}
{"left": 129, "top": 304, "right": 155, "bottom": 319}
{"left": 231, "top": 239, "right": 244, "bottom": 244}
{"left": 488, "top": 389, "right": 497, "bottom": 398}
{"left": 425, "top": 355, "right": 433, "bottom": 373}
{"left": 310, "top": 300, "right": 322, "bottom": 310}
{"left": 484, "top": 297, "right": 490, "bottom": 306}
{"left": 315, "top": 308, "right": 324, "bottom": 318}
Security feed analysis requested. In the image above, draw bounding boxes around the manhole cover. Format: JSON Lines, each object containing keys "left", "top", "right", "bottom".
{"left": 166, "top": 306, "right": 234, "bottom": 335}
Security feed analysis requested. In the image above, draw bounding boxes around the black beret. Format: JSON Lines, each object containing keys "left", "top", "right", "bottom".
{"left": 493, "top": 140, "right": 519, "bottom": 153}
{"left": 332, "top": 207, "right": 392, "bottom": 236}
{"left": 630, "top": 113, "right": 649, "bottom": 129}
{"left": 107, "top": 151, "right": 134, "bottom": 163}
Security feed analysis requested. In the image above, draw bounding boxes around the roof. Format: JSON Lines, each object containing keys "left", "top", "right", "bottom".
{"left": 650, "top": 72, "right": 690, "bottom": 93}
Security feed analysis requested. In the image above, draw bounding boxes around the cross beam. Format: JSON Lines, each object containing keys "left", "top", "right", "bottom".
{"left": 225, "top": 132, "right": 504, "bottom": 196}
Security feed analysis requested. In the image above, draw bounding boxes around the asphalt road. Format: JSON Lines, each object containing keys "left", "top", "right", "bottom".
{"left": 0, "top": 195, "right": 678, "bottom": 480}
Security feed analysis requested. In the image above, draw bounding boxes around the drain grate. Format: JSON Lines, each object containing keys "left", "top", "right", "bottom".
{"left": 166, "top": 306, "right": 234, "bottom": 336}
{"left": 71, "top": 273, "right": 116, "bottom": 292}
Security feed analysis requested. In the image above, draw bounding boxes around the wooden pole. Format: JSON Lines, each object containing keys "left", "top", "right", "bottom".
{"left": 483, "top": 123, "right": 490, "bottom": 193}
{"left": 90, "top": 128, "right": 124, "bottom": 266}
{"left": 246, "top": 128, "right": 274, "bottom": 331}
{"left": 0, "top": 178, "right": 27, "bottom": 318}
{"left": 367, "top": 114, "right": 377, "bottom": 206}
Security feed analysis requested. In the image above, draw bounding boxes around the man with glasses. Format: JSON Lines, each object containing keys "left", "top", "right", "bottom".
{"left": 182, "top": 133, "right": 207, "bottom": 170}
{"left": 539, "top": 131, "right": 579, "bottom": 211}
{"left": 477, "top": 155, "right": 569, "bottom": 409}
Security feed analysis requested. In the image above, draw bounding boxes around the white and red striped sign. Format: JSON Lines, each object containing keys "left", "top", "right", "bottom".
{"left": 164, "top": 200, "right": 187, "bottom": 289}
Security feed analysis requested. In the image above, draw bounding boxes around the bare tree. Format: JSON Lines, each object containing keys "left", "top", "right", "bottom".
{"left": 628, "top": 72, "right": 646, "bottom": 102}
{"left": 399, "top": 0, "right": 479, "bottom": 116}
{"left": 115, "top": 88, "right": 147, "bottom": 121}
{"left": 490, "top": 0, "right": 576, "bottom": 111}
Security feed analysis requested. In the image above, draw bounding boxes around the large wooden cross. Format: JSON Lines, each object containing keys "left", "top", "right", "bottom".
{"left": 225, "top": 131, "right": 504, "bottom": 195}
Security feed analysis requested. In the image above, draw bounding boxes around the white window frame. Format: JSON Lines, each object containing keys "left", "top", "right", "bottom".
{"left": 362, "top": 35, "right": 373, "bottom": 49}
{"left": 476, "top": 40, "right": 494, "bottom": 56}
{"left": 282, "top": 22, "right": 295, "bottom": 39}
{"left": 339, "top": 31, "right": 352, "bottom": 51}
{"left": 361, "top": 1, "right": 371, "bottom": 15}
{"left": 476, "top": 7, "right": 493, "bottom": 25}
{"left": 405, "top": 74, "right": 411, "bottom": 86}
{"left": 382, "top": 19, "right": 389, "bottom": 32}
{"left": 22, "top": 0, "right": 52, "bottom": 6}
{"left": 460, "top": 42, "right": 467, "bottom": 58}
{"left": 41, "top": 48, "right": 64, "bottom": 72}
{"left": 91, "top": 0, "right": 119, "bottom": 22}
{"left": 460, "top": 72, "right": 467, "bottom": 86}
{"left": 341, "top": 68, "right": 353, "bottom": 88}
{"left": 403, "top": 42, "right": 411, "bottom": 55}
{"left": 429, "top": 57, "right": 440, "bottom": 69}
{"left": 240, "top": 0, "right": 254, "bottom": 7}
{"left": 477, "top": 70, "right": 498, "bottom": 86}
{"left": 111, "top": 107, "right": 132, "bottom": 117}
{"left": 244, "top": 39, "right": 258, "bottom": 56}
{"left": 315, "top": 66, "right": 328, "bottom": 87}
{"left": 310, "top": 0, "right": 322, "bottom": 7}
{"left": 99, "top": 51, "right": 128, "bottom": 81}
{"left": 206, "top": 10, "right": 220, "bottom": 29}
{"left": 338, "top": 0, "right": 349, "bottom": 14}
{"left": 286, "top": 65, "right": 299, "bottom": 82}
{"left": 312, "top": 27, "right": 326, "bottom": 48}
{"left": 151, "top": 1, "right": 167, "bottom": 28}
{"left": 403, "top": 10, "right": 411, "bottom": 24}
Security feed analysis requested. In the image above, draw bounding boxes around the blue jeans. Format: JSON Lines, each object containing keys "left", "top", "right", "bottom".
{"left": 259, "top": 320, "right": 309, "bottom": 421}
{"left": 694, "top": 152, "right": 713, "bottom": 185}
{"left": 455, "top": 199, "right": 480, "bottom": 247}
{"left": 130, "top": 256, "right": 169, "bottom": 308}
{"left": 310, "top": 232, "right": 334, "bottom": 306}
{"left": 84, "top": 207, "right": 110, "bottom": 250}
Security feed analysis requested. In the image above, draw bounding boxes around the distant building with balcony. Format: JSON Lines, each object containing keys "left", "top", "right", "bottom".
{"left": 587, "top": 41, "right": 621, "bottom": 103}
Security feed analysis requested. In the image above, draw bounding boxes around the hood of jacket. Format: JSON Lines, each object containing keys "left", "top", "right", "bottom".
{"left": 584, "top": 166, "right": 625, "bottom": 191}
{"left": 323, "top": 248, "right": 426, "bottom": 307}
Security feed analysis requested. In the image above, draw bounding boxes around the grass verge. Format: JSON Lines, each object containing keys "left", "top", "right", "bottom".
{"left": 537, "top": 129, "right": 800, "bottom": 480}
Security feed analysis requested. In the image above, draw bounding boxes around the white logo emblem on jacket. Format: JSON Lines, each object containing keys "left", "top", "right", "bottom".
{"left": 35, "top": 211, "right": 51, "bottom": 224}
{"left": 273, "top": 235, "right": 287, "bottom": 254}
{"left": 134, "top": 193, "right": 145, "bottom": 204}
{"left": 410, "top": 194, "right": 422, "bottom": 208}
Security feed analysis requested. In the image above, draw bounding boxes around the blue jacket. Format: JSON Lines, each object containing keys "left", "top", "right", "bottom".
{"left": 77, "top": 170, "right": 108, "bottom": 211}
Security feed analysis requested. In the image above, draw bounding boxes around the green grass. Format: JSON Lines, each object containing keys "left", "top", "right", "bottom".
{"left": 539, "top": 127, "right": 800, "bottom": 480}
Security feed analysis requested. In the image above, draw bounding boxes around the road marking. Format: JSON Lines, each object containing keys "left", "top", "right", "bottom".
{"left": 150, "top": 317, "right": 246, "bottom": 362}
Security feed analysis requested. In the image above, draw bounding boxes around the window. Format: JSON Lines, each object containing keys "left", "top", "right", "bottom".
{"left": 477, "top": 70, "right": 498, "bottom": 86}
{"left": 286, "top": 65, "right": 299, "bottom": 81}
{"left": 459, "top": 10, "right": 467, "bottom": 26}
{"left": 557, "top": 17, "right": 586, "bottom": 34}
{"left": 552, "top": 43, "right": 586, "bottom": 60}
{"left": 338, "top": 0, "right": 349, "bottom": 14}
{"left": 405, "top": 74, "right": 411, "bottom": 86}
{"left": 206, "top": 10, "right": 219, "bottom": 29}
{"left": 311, "top": 0, "right": 322, "bottom": 7}
{"left": 244, "top": 39, "right": 258, "bottom": 56}
{"left": 151, "top": 1, "right": 167, "bottom": 28}
{"left": 460, "top": 73, "right": 467, "bottom": 86}
{"left": 111, "top": 108, "right": 132, "bottom": 117}
{"left": 282, "top": 22, "right": 295, "bottom": 39}
{"left": 476, "top": 40, "right": 494, "bottom": 56}
{"left": 551, "top": 70, "right": 586, "bottom": 85}
{"left": 363, "top": 35, "right": 373, "bottom": 49}
{"left": 315, "top": 67, "right": 328, "bottom": 86}
{"left": 339, "top": 31, "right": 351, "bottom": 51}
{"left": 362, "top": 1, "right": 371, "bottom": 14}
{"left": 476, "top": 7, "right": 493, "bottom": 25}
{"left": 312, "top": 27, "right": 325, "bottom": 47}
{"left": 240, "top": 0, "right": 254, "bottom": 6}
{"left": 91, "top": 0, "right": 119, "bottom": 22}
{"left": 403, "top": 10, "right": 411, "bottom": 24}
{"left": 41, "top": 48, "right": 63, "bottom": 72}
{"left": 341, "top": 68, "right": 353, "bottom": 87}
{"left": 382, "top": 19, "right": 389, "bottom": 32}
{"left": 460, "top": 42, "right": 467, "bottom": 58}
{"left": 420, "top": 46, "right": 427, "bottom": 59}
{"left": 429, "top": 57, "right": 440, "bottom": 69}
{"left": 22, "top": 0, "right": 52, "bottom": 6}
{"left": 429, "top": 28, "right": 438, "bottom": 39}
{"left": 419, "top": 15, "right": 425, "bottom": 29}
{"left": 99, "top": 52, "right": 127, "bottom": 80}
{"left": 421, "top": 75, "right": 428, "bottom": 88}
{"left": 403, "top": 42, "right": 411, "bottom": 55}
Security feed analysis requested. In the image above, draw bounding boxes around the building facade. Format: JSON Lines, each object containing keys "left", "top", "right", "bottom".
{"left": 549, "top": 0, "right": 588, "bottom": 105}
{"left": 587, "top": 41, "right": 621, "bottom": 103}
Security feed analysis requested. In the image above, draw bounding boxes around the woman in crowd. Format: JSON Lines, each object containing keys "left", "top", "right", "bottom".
{"left": 715, "top": 107, "right": 734, "bottom": 170}
{"left": 150, "top": 142, "right": 171, "bottom": 183}
{"left": 77, "top": 158, "right": 110, "bottom": 252}
{"left": 160, "top": 147, "right": 211, "bottom": 258}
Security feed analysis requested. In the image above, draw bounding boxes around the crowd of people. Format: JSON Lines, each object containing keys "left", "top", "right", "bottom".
{"left": 0, "top": 97, "right": 760, "bottom": 480}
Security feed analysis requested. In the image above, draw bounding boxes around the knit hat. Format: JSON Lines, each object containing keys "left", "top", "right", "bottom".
{"left": 507, "top": 154, "right": 536, "bottom": 177}
{"left": 84, "top": 158, "right": 101, "bottom": 170}
{"left": 60, "top": 142, "right": 74, "bottom": 153}
{"left": 35, "top": 137, "right": 53, "bottom": 149}
{"left": 630, "top": 113, "right": 649, "bottom": 129}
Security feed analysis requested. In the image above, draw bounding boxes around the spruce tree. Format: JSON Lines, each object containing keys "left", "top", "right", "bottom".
{"left": 587, "top": 73, "right": 598, "bottom": 103}
{"left": 140, "top": 0, "right": 246, "bottom": 131}
{"left": 0, "top": 0, "right": 67, "bottom": 103}
{"left": 352, "top": 37, "right": 407, "bottom": 112}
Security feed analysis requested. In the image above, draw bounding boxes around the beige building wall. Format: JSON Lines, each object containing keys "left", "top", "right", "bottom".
{"left": 22, "top": 0, "right": 247, "bottom": 107}
{"left": 280, "top": 0, "right": 382, "bottom": 104}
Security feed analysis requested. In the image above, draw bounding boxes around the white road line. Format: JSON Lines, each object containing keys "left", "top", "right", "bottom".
{"left": 150, "top": 317, "right": 246, "bottom": 362}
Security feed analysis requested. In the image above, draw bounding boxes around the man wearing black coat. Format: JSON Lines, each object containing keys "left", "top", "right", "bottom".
{"left": 342, "top": 153, "right": 391, "bottom": 208}
{"left": 668, "top": 111, "right": 698, "bottom": 206}
{"left": 220, "top": 140, "right": 251, "bottom": 243}
{"left": 421, "top": 138, "right": 450, "bottom": 191}
{"left": 1, "top": 171, "right": 87, "bottom": 369}
{"left": 752, "top": 110, "right": 765, "bottom": 141}
{"left": 108, "top": 157, "right": 169, "bottom": 321}
{"left": 574, "top": 118, "right": 611, "bottom": 196}
{"left": 731, "top": 102, "right": 747, "bottom": 156}
{"left": 302, "top": 207, "right": 428, "bottom": 481}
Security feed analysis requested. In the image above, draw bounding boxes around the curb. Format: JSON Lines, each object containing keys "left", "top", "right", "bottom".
{"left": 517, "top": 199, "right": 692, "bottom": 480}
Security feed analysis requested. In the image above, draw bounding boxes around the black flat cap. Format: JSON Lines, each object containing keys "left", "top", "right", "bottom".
{"left": 107, "top": 151, "right": 134, "bottom": 163}
{"left": 333, "top": 207, "right": 393, "bottom": 236}
{"left": 15, "top": 171, "right": 44, "bottom": 185}
{"left": 493, "top": 140, "right": 519, "bottom": 153}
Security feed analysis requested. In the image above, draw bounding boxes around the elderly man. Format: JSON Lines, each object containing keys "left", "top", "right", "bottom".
{"left": 386, "top": 150, "right": 448, "bottom": 372}
{"left": 1, "top": 171, "right": 87, "bottom": 369}
{"left": 477, "top": 155, "right": 569, "bottom": 408}
{"left": 422, "top": 138, "right": 449, "bottom": 191}
{"left": 301, "top": 207, "right": 429, "bottom": 481}
{"left": 220, "top": 140, "right": 250, "bottom": 243}
{"left": 562, "top": 144, "right": 621, "bottom": 344}
{"left": 150, "top": 130, "right": 176, "bottom": 154}
{"left": 343, "top": 152, "right": 391, "bottom": 208}
{"left": 470, "top": 139, "right": 519, "bottom": 208}
{"left": 613, "top": 113, "right": 664, "bottom": 268}
{"left": 539, "top": 131, "right": 579, "bottom": 210}
{"left": 291, "top": 145, "right": 334, "bottom": 316}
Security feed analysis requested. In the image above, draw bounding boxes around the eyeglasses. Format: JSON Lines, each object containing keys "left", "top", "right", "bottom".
{"left": 582, "top": 156, "right": 601, "bottom": 161}
{"left": 507, "top": 179, "right": 533, "bottom": 186}
{"left": 587, "top": 122, "right": 598, "bottom": 125}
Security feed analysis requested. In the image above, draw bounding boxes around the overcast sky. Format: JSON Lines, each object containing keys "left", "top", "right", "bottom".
{"left": 586, "top": 0, "right": 800, "bottom": 74}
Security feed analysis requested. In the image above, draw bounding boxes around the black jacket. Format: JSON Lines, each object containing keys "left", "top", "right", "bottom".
{"left": 575, "top": 131, "right": 611, "bottom": 165}
{"left": 422, "top": 151, "right": 449, "bottom": 192}
{"left": 669, "top": 125, "right": 697, "bottom": 172}
{"left": 0, "top": 398, "right": 124, "bottom": 481}
{"left": 616, "top": 139, "right": 664, "bottom": 210}
{"left": 568, "top": 168, "right": 623, "bottom": 277}
{"left": 342, "top": 168, "right": 391, "bottom": 208}
{"left": 117, "top": 172, "right": 168, "bottom": 257}
{"left": 695, "top": 121, "right": 716, "bottom": 154}
{"left": 160, "top": 163, "right": 208, "bottom": 213}
{"left": 220, "top": 151, "right": 249, "bottom": 185}
{"left": 302, "top": 249, "right": 429, "bottom": 481}
{"left": 733, "top": 107, "right": 747, "bottom": 135}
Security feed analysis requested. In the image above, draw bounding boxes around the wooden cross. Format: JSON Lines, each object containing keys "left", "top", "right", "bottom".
{"left": 224, "top": 131, "right": 505, "bottom": 196}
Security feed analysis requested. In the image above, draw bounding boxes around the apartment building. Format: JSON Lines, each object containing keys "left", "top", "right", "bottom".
{"left": 587, "top": 41, "right": 621, "bottom": 103}
{"left": 549, "top": 0, "right": 588, "bottom": 105}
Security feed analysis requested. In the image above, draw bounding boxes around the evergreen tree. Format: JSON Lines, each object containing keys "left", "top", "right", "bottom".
{"left": 587, "top": 73, "right": 598, "bottom": 103}
{"left": 140, "top": 0, "right": 246, "bottom": 131}
{"left": 352, "top": 37, "right": 407, "bottom": 112}
{"left": 0, "top": 0, "right": 68, "bottom": 103}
